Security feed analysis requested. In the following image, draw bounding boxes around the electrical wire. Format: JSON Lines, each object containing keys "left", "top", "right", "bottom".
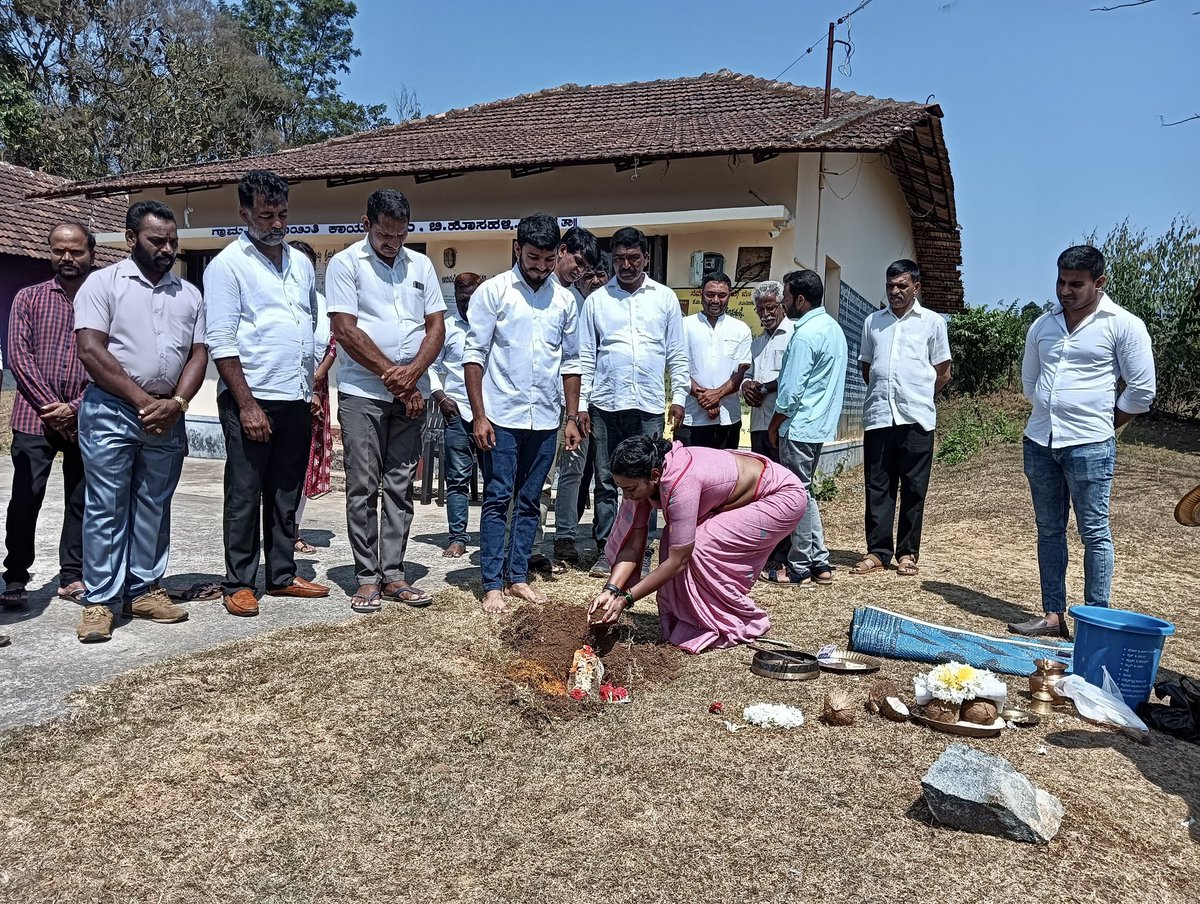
{"left": 774, "top": 0, "right": 881, "bottom": 81}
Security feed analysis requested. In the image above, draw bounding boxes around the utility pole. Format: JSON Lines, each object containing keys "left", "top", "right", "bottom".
{"left": 823, "top": 21, "right": 836, "bottom": 119}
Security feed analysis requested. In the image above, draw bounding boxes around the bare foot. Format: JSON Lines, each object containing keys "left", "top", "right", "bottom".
{"left": 482, "top": 589, "right": 507, "bottom": 614}
{"left": 505, "top": 582, "right": 548, "bottom": 605}
{"left": 443, "top": 542, "right": 467, "bottom": 558}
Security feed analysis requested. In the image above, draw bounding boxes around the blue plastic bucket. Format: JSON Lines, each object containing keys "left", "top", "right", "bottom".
{"left": 1069, "top": 605, "right": 1175, "bottom": 707}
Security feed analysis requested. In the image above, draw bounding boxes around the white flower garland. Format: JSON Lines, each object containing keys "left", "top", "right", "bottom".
{"left": 742, "top": 702, "right": 806, "bottom": 729}
{"left": 913, "top": 662, "right": 1007, "bottom": 706}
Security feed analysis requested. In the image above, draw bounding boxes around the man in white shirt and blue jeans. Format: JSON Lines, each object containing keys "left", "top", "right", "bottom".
{"left": 852, "top": 259, "right": 952, "bottom": 577}
{"left": 327, "top": 189, "right": 447, "bottom": 613}
{"left": 205, "top": 171, "right": 329, "bottom": 617}
{"left": 1009, "top": 245, "right": 1155, "bottom": 638}
{"left": 464, "top": 214, "right": 583, "bottom": 614}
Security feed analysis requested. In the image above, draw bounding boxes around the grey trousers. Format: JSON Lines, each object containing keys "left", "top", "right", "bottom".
{"left": 779, "top": 437, "right": 829, "bottom": 574}
{"left": 553, "top": 419, "right": 590, "bottom": 543}
{"left": 338, "top": 393, "right": 423, "bottom": 586}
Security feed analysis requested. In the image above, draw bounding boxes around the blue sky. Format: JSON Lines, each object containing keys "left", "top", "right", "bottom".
{"left": 339, "top": 0, "right": 1198, "bottom": 308}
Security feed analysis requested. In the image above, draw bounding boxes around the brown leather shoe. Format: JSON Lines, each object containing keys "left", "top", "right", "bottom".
{"left": 266, "top": 576, "right": 330, "bottom": 599}
{"left": 223, "top": 589, "right": 259, "bottom": 617}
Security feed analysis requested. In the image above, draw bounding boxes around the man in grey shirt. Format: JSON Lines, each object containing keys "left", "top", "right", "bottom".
{"left": 73, "top": 201, "right": 208, "bottom": 643}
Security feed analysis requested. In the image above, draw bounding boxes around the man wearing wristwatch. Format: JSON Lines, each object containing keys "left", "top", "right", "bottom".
{"left": 72, "top": 200, "right": 208, "bottom": 643}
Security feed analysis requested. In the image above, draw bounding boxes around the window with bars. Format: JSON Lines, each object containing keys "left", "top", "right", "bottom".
{"left": 837, "top": 280, "right": 875, "bottom": 441}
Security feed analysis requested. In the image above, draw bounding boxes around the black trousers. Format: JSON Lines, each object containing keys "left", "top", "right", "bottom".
{"left": 750, "top": 429, "right": 791, "bottom": 564}
{"left": 218, "top": 391, "right": 312, "bottom": 594}
{"left": 863, "top": 423, "right": 934, "bottom": 565}
{"left": 676, "top": 420, "right": 742, "bottom": 450}
{"left": 3, "top": 430, "right": 85, "bottom": 587}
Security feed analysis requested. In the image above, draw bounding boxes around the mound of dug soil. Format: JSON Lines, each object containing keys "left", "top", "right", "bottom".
{"left": 498, "top": 601, "right": 683, "bottom": 724}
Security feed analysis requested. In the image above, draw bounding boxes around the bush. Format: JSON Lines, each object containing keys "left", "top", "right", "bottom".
{"left": 936, "top": 402, "right": 1022, "bottom": 466}
{"left": 945, "top": 303, "right": 1040, "bottom": 396}
{"left": 810, "top": 463, "right": 844, "bottom": 502}
{"left": 1084, "top": 218, "right": 1200, "bottom": 419}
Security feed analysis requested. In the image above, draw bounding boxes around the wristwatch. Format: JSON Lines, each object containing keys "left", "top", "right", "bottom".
{"left": 172, "top": 395, "right": 189, "bottom": 413}
{"left": 566, "top": 414, "right": 581, "bottom": 424}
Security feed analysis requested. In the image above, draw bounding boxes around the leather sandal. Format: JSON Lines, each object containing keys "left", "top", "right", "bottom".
{"left": 850, "top": 553, "right": 886, "bottom": 575}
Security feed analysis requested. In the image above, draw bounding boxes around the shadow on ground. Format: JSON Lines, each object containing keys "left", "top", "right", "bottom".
{"left": 922, "top": 579, "right": 1031, "bottom": 624}
{"left": 1046, "top": 728, "right": 1200, "bottom": 843}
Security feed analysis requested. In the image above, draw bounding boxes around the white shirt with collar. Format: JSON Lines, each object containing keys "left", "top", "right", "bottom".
{"left": 1022, "top": 292, "right": 1155, "bottom": 449}
{"left": 430, "top": 308, "right": 472, "bottom": 421}
{"left": 579, "top": 275, "right": 690, "bottom": 414}
{"left": 324, "top": 239, "right": 446, "bottom": 400}
{"left": 204, "top": 234, "right": 316, "bottom": 402}
{"left": 859, "top": 299, "right": 951, "bottom": 432}
{"left": 682, "top": 311, "right": 753, "bottom": 427}
{"left": 463, "top": 264, "right": 580, "bottom": 431}
{"left": 747, "top": 318, "right": 795, "bottom": 432}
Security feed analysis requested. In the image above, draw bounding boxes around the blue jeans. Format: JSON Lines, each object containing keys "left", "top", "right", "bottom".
{"left": 443, "top": 417, "right": 475, "bottom": 547}
{"left": 1023, "top": 436, "right": 1116, "bottom": 615}
{"left": 78, "top": 385, "right": 186, "bottom": 608}
{"left": 478, "top": 425, "right": 557, "bottom": 591}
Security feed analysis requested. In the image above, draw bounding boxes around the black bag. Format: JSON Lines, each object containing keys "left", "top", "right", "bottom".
{"left": 1137, "top": 675, "right": 1200, "bottom": 744}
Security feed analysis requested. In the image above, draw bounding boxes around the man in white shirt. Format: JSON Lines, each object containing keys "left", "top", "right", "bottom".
{"left": 852, "top": 259, "right": 951, "bottom": 577}
{"left": 678, "top": 272, "right": 752, "bottom": 449}
{"left": 741, "top": 280, "right": 794, "bottom": 572}
{"left": 1009, "top": 245, "right": 1155, "bottom": 638}
{"left": 578, "top": 226, "right": 689, "bottom": 577}
{"left": 464, "top": 214, "right": 583, "bottom": 614}
{"left": 205, "top": 171, "right": 329, "bottom": 618}
{"left": 528, "top": 226, "right": 600, "bottom": 572}
{"left": 327, "top": 189, "right": 446, "bottom": 613}
{"left": 431, "top": 272, "right": 483, "bottom": 559}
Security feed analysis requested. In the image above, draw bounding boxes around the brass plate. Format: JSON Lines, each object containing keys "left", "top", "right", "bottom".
{"left": 1000, "top": 708, "right": 1041, "bottom": 728}
{"left": 911, "top": 711, "right": 1005, "bottom": 738}
{"left": 818, "top": 651, "right": 882, "bottom": 674}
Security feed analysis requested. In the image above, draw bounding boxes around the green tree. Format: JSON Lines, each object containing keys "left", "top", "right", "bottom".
{"left": 223, "top": 0, "right": 390, "bottom": 146}
{"left": 945, "top": 303, "right": 1028, "bottom": 395}
{"left": 1085, "top": 218, "right": 1200, "bottom": 417}
{"left": 1, "top": 0, "right": 291, "bottom": 177}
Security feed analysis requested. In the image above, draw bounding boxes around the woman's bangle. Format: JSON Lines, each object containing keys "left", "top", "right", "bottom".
{"left": 603, "top": 582, "right": 622, "bottom": 596}
{"left": 622, "top": 590, "right": 635, "bottom": 608}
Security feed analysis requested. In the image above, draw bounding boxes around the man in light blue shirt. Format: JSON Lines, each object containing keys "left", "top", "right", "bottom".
{"left": 767, "top": 270, "right": 848, "bottom": 585}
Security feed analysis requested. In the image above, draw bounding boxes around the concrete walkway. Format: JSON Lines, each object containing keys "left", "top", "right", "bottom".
{"left": 0, "top": 456, "right": 591, "bottom": 731}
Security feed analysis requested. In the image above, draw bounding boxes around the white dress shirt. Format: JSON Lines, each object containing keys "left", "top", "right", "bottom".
{"left": 314, "top": 291, "right": 331, "bottom": 362}
{"left": 682, "top": 312, "right": 753, "bottom": 427}
{"left": 325, "top": 240, "right": 445, "bottom": 400}
{"left": 1022, "top": 293, "right": 1155, "bottom": 449}
{"left": 746, "top": 318, "right": 795, "bottom": 432}
{"left": 430, "top": 309, "right": 472, "bottom": 421}
{"left": 463, "top": 265, "right": 580, "bottom": 431}
{"left": 204, "top": 234, "right": 316, "bottom": 402}
{"left": 859, "top": 300, "right": 951, "bottom": 432}
{"left": 579, "top": 275, "right": 690, "bottom": 414}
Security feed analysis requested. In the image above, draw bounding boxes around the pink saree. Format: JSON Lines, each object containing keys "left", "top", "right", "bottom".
{"left": 605, "top": 442, "right": 807, "bottom": 653}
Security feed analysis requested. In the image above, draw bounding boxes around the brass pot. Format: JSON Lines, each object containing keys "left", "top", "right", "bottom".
{"left": 1029, "top": 658, "right": 1069, "bottom": 701}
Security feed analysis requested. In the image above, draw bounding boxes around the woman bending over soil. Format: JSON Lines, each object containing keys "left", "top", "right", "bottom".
{"left": 589, "top": 436, "right": 807, "bottom": 653}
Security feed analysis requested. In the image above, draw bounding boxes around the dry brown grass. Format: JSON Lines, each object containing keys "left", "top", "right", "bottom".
{"left": 2, "top": 416, "right": 1199, "bottom": 903}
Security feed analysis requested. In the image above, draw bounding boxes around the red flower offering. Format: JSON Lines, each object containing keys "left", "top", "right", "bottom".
{"left": 708, "top": 701, "right": 724, "bottom": 715}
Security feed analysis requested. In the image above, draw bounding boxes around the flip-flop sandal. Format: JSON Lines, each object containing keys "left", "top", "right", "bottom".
{"left": 812, "top": 565, "right": 834, "bottom": 585}
{"left": 529, "top": 554, "right": 567, "bottom": 576}
{"left": 0, "top": 634, "right": 9, "bottom": 648}
{"left": 294, "top": 539, "right": 318, "bottom": 554}
{"left": 167, "top": 581, "right": 222, "bottom": 602}
{"left": 850, "top": 554, "right": 886, "bottom": 575}
{"left": 1, "top": 587, "right": 29, "bottom": 609}
{"left": 381, "top": 584, "right": 433, "bottom": 607}
{"left": 56, "top": 585, "right": 87, "bottom": 603}
{"left": 350, "top": 590, "right": 383, "bottom": 614}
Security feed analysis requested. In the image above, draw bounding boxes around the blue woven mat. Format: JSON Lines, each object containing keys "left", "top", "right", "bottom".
{"left": 850, "top": 606, "right": 1072, "bottom": 676}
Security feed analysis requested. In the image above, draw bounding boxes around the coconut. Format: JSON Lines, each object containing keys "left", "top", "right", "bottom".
{"left": 822, "top": 688, "right": 856, "bottom": 726}
{"left": 923, "top": 699, "right": 961, "bottom": 724}
{"left": 866, "top": 678, "right": 900, "bottom": 714}
{"left": 960, "top": 698, "right": 999, "bottom": 725}
{"left": 879, "top": 696, "right": 910, "bottom": 722}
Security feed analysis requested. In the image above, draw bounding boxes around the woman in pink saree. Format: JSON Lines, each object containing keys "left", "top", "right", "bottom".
{"left": 588, "top": 436, "right": 807, "bottom": 653}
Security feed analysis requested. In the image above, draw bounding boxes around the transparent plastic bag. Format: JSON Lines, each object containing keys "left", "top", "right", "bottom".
{"left": 1058, "top": 666, "right": 1150, "bottom": 743}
